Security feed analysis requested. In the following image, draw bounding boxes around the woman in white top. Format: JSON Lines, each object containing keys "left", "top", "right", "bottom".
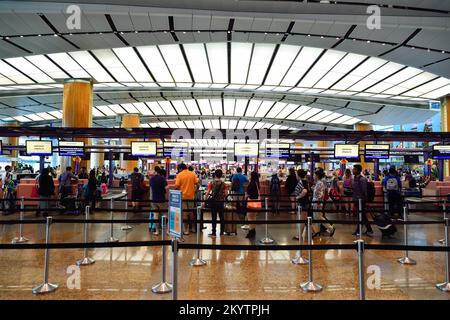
{"left": 312, "top": 168, "right": 335, "bottom": 237}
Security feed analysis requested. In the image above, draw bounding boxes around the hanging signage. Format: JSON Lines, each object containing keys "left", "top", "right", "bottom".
{"left": 432, "top": 145, "right": 450, "bottom": 159}
{"left": 163, "top": 142, "right": 189, "bottom": 158}
{"left": 131, "top": 141, "right": 157, "bottom": 156}
{"left": 334, "top": 144, "right": 359, "bottom": 159}
{"left": 26, "top": 140, "right": 52, "bottom": 156}
{"left": 364, "top": 144, "right": 390, "bottom": 160}
{"left": 168, "top": 190, "right": 183, "bottom": 239}
{"left": 265, "top": 143, "right": 290, "bottom": 158}
{"left": 59, "top": 141, "right": 85, "bottom": 156}
{"left": 429, "top": 100, "right": 441, "bottom": 111}
{"left": 234, "top": 143, "right": 259, "bottom": 157}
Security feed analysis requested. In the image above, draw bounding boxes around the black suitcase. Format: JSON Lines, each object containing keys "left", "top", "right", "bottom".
{"left": 373, "top": 213, "right": 397, "bottom": 238}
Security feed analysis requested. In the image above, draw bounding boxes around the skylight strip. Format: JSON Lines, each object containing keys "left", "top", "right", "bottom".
{"left": 184, "top": 43, "right": 212, "bottom": 83}
{"left": 171, "top": 100, "right": 189, "bottom": 115}
{"left": 206, "top": 43, "right": 228, "bottom": 84}
{"left": 136, "top": 46, "right": 173, "bottom": 83}
{"left": 158, "top": 101, "right": 177, "bottom": 115}
{"left": 254, "top": 101, "right": 274, "bottom": 118}
{"left": 184, "top": 99, "right": 201, "bottom": 116}
{"left": 5, "top": 57, "right": 54, "bottom": 83}
{"left": 108, "top": 104, "right": 127, "bottom": 114}
{"left": 197, "top": 99, "right": 213, "bottom": 116}
{"left": 210, "top": 99, "right": 223, "bottom": 116}
{"left": 133, "top": 102, "right": 153, "bottom": 116}
{"left": 247, "top": 43, "right": 276, "bottom": 85}
{"left": 231, "top": 43, "right": 252, "bottom": 84}
{"left": 69, "top": 51, "right": 114, "bottom": 82}
{"left": 146, "top": 101, "right": 166, "bottom": 115}
{"left": 159, "top": 44, "right": 192, "bottom": 83}
{"left": 281, "top": 47, "right": 323, "bottom": 87}
{"left": 113, "top": 47, "right": 152, "bottom": 82}
{"left": 223, "top": 99, "right": 235, "bottom": 116}
{"left": 245, "top": 100, "right": 262, "bottom": 118}
{"left": 264, "top": 44, "right": 299, "bottom": 86}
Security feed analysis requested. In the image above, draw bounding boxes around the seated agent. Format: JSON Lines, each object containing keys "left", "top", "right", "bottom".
{"left": 175, "top": 163, "right": 199, "bottom": 235}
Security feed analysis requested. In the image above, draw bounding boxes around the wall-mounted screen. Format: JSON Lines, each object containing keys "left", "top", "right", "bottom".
{"left": 334, "top": 144, "right": 359, "bottom": 159}
{"left": 59, "top": 141, "right": 84, "bottom": 156}
{"left": 265, "top": 143, "right": 290, "bottom": 158}
{"left": 432, "top": 145, "right": 450, "bottom": 159}
{"left": 103, "top": 152, "right": 120, "bottom": 160}
{"left": 305, "top": 154, "right": 320, "bottom": 162}
{"left": 364, "top": 144, "right": 390, "bottom": 160}
{"left": 131, "top": 141, "right": 157, "bottom": 157}
{"left": 26, "top": 140, "right": 52, "bottom": 156}
{"left": 404, "top": 155, "right": 421, "bottom": 164}
{"left": 163, "top": 142, "right": 189, "bottom": 158}
{"left": 234, "top": 143, "right": 259, "bottom": 157}
{"left": 288, "top": 153, "right": 303, "bottom": 163}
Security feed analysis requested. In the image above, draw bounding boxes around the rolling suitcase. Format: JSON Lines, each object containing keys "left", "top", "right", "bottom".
{"left": 223, "top": 204, "right": 237, "bottom": 235}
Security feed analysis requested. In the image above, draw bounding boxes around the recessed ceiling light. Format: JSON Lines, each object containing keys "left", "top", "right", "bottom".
{"left": 307, "top": 34, "right": 311, "bottom": 37}
{"left": 120, "top": 32, "right": 124, "bottom": 35}
{"left": 442, "top": 50, "right": 446, "bottom": 54}
{"left": 197, "top": 30, "right": 201, "bottom": 33}
{"left": 135, "top": 30, "right": 138, "bottom": 33}
{"left": 20, "top": 35, "right": 24, "bottom": 38}
{"left": 367, "top": 40, "right": 371, "bottom": 43}
{"left": 38, "top": 34, "right": 41, "bottom": 37}
{"left": 264, "top": 32, "right": 267, "bottom": 35}
{"left": 320, "top": 36, "right": 324, "bottom": 39}
{"left": 382, "top": 43, "right": 385, "bottom": 46}
{"left": 427, "top": 48, "right": 431, "bottom": 52}
{"left": 54, "top": 34, "right": 58, "bottom": 37}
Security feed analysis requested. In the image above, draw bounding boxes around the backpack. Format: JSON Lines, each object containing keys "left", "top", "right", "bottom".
{"left": 270, "top": 176, "right": 280, "bottom": 193}
{"left": 386, "top": 177, "right": 399, "bottom": 192}
{"left": 367, "top": 181, "right": 376, "bottom": 202}
{"left": 206, "top": 181, "right": 225, "bottom": 208}
{"left": 231, "top": 177, "right": 240, "bottom": 192}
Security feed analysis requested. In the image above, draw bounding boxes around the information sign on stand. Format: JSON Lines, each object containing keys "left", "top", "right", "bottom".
{"left": 168, "top": 190, "right": 183, "bottom": 239}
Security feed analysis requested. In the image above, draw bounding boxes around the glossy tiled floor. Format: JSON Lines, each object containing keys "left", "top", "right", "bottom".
{"left": 0, "top": 206, "right": 449, "bottom": 300}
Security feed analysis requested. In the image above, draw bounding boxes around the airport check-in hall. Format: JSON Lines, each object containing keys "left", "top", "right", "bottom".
{"left": 0, "top": 0, "right": 450, "bottom": 303}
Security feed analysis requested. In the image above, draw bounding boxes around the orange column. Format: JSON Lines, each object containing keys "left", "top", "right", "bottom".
{"left": 355, "top": 123, "right": 374, "bottom": 173}
{"left": 121, "top": 114, "right": 140, "bottom": 172}
{"left": 62, "top": 79, "right": 93, "bottom": 170}
{"left": 440, "top": 96, "right": 450, "bottom": 177}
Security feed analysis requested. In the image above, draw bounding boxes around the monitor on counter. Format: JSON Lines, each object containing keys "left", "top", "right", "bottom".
{"left": 59, "top": 141, "right": 84, "bottom": 156}
{"left": 265, "top": 143, "right": 290, "bottom": 158}
{"left": 131, "top": 141, "right": 157, "bottom": 157}
{"left": 334, "top": 144, "right": 359, "bottom": 159}
{"left": 432, "top": 145, "right": 450, "bottom": 159}
{"left": 234, "top": 143, "right": 259, "bottom": 157}
{"left": 26, "top": 140, "right": 52, "bottom": 156}
{"left": 163, "top": 142, "right": 189, "bottom": 158}
{"left": 364, "top": 144, "right": 390, "bottom": 160}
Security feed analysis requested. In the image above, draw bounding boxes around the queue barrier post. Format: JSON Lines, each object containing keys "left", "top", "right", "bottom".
{"left": 172, "top": 239, "right": 179, "bottom": 301}
{"left": 358, "top": 198, "right": 362, "bottom": 240}
{"left": 292, "top": 205, "right": 308, "bottom": 265}
{"left": 300, "top": 216, "right": 323, "bottom": 292}
{"left": 32, "top": 216, "right": 58, "bottom": 294}
{"left": 106, "top": 198, "right": 119, "bottom": 242}
{"left": 397, "top": 205, "right": 416, "bottom": 265}
{"left": 190, "top": 206, "right": 206, "bottom": 267}
{"left": 439, "top": 201, "right": 446, "bottom": 245}
{"left": 121, "top": 185, "right": 132, "bottom": 231}
{"left": 152, "top": 215, "right": 172, "bottom": 294}
{"left": 436, "top": 217, "right": 450, "bottom": 292}
{"left": 12, "top": 196, "right": 29, "bottom": 244}
{"left": 76, "top": 206, "right": 95, "bottom": 266}
{"left": 260, "top": 197, "right": 274, "bottom": 244}
{"left": 355, "top": 239, "right": 365, "bottom": 300}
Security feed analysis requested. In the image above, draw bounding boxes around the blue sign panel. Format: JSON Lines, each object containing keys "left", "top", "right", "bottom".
{"left": 429, "top": 101, "right": 441, "bottom": 111}
{"left": 168, "top": 190, "right": 183, "bottom": 239}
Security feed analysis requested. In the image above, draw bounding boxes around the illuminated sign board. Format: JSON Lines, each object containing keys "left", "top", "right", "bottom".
{"left": 131, "top": 141, "right": 157, "bottom": 156}
{"left": 59, "top": 141, "right": 84, "bottom": 156}
{"left": 26, "top": 140, "right": 52, "bottom": 156}
{"left": 334, "top": 144, "right": 359, "bottom": 159}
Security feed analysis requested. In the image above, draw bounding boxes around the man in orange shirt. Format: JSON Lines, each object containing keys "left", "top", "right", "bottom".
{"left": 175, "top": 163, "right": 199, "bottom": 235}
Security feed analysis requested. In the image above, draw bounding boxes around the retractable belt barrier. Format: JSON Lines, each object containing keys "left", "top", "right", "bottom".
{"left": 1, "top": 196, "right": 450, "bottom": 299}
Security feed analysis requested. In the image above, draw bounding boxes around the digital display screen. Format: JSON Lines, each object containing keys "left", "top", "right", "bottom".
{"left": 265, "top": 143, "right": 290, "bottom": 158}
{"left": 163, "top": 142, "right": 189, "bottom": 158}
{"left": 59, "top": 141, "right": 84, "bottom": 156}
{"left": 103, "top": 153, "right": 120, "bottom": 160}
{"left": 131, "top": 141, "right": 157, "bottom": 156}
{"left": 432, "top": 145, "right": 450, "bottom": 159}
{"left": 334, "top": 144, "right": 359, "bottom": 159}
{"left": 234, "top": 143, "right": 259, "bottom": 157}
{"left": 404, "top": 155, "right": 421, "bottom": 164}
{"left": 26, "top": 140, "right": 52, "bottom": 156}
{"left": 288, "top": 153, "right": 303, "bottom": 162}
{"left": 364, "top": 144, "right": 390, "bottom": 160}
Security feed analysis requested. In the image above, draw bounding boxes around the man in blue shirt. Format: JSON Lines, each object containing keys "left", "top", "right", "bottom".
{"left": 382, "top": 167, "right": 402, "bottom": 219}
{"left": 231, "top": 167, "right": 248, "bottom": 194}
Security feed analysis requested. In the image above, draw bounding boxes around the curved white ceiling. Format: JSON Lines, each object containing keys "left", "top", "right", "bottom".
{"left": 1, "top": 43, "right": 449, "bottom": 101}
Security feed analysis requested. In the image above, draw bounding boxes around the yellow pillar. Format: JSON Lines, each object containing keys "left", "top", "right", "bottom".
{"left": 316, "top": 140, "right": 329, "bottom": 172}
{"left": 121, "top": 114, "right": 140, "bottom": 172}
{"left": 62, "top": 79, "right": 93, "bottom": 170}
{"left": 1, "top": 122, "right": 19, "bottom": 170}
{"left": 355, "top": 123, "right": 374, "bottom": 173}
{"left": 441, "top": 96, "right": 450, "bottom": 177}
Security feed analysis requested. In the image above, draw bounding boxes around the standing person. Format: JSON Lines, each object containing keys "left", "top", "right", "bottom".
{"left": 58, "top": 166, "right": 78, "bottom": 208}
{"left": 342, "top": 168, "right": 353, "bottom": 215}
{"left": 130, "top": 167, "right": 145, "bottom": 210}
{"left": 245, "top": 171, "right": 260, "bottom": 239}
{"left": 150, "top": 167, "right": 168, "bottom": 236}
{"left": 37, "top": 168, "right": 55, "bottom": 217}
{"left": 285, "top": 168, "right": 298, "bottom": 214}
{"left": 206, "top": 169, "right": 227, "bottom": 237}
{"left": 329, "top": 171, "right": 343, "bottom": 213}
{"left": 294, "top": 169, "right": 310, "bottom": 240}
{"left": 175, "top": 163, "right": 199, "bottom": 235}
{"left": 269, "top": 172, "right": 281, "bottom": 215}
{"left": 352, "top": 164, "right": 373, "bottom": 236}
{"left": 382, "top": 167, "right": 403, "bottom": 219}
{"left": 312, "top": 168, "right": 335, "bottom": 237}
{"left": 86, "top": 169, "right": 98, "bottom": 211}
{"left": 231, "top": 167, "right": 249, "bottom": 228}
